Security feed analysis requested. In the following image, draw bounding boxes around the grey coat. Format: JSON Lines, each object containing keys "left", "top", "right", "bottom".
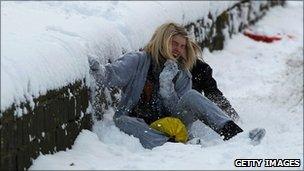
{"left": 91, "top": 51, "right": 192, "bottom": 149}
{"left": 97, "top": 51, "right": 192, "bottom": 118}
{"left": 90, "top": 51, "right": 232, "bottom": 149}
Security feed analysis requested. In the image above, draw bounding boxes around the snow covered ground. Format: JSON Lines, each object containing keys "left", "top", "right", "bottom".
{"left": 29, "top": 1, "right": 303, "bottom": 170}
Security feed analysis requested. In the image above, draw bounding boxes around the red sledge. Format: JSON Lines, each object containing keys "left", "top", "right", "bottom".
{"left": 243, "top": 29, "right": 282, "bottom": 43}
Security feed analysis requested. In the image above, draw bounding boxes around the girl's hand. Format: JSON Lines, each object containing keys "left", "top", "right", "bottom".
{"left": 159, "top": 59, "right": 179, "bottom": 98}
{"left": 160, "top": 59, "right": 179, "bottom": 81}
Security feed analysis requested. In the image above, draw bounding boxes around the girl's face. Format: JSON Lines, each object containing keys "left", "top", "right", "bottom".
{"left": 170, "top": 35, "right": 186, "bottom": 60}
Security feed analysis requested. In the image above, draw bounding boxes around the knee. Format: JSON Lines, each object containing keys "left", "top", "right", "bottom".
{"left": 113, "top": 110, "right": 127, "bottom": 124}
{"left": 113, "top": 115, "right": 134, "bottom": 132}
{"left": 180, "top": 89, "right": 206, "bottom": 103}
{"left": 113, "top": 112, "right": 125, "bottom": 127}
{"left": 184, "top": 89, "right": 202, "bottom": 97}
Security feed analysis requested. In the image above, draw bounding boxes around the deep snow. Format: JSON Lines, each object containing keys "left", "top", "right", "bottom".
{"left": 29, "top": 1, "right": 303, "bottom": 170}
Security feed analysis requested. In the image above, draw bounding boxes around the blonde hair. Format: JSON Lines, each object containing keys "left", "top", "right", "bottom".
{"left": 144, "top": 22, "right": 202, "bottom": 70}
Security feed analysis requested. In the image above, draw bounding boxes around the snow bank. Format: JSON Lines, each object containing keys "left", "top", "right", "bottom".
{"left": 30, "top": 2, "right": 303, "bottom": 170}
{"left": 1, "top": 1, "right": 238, "bottom": 113}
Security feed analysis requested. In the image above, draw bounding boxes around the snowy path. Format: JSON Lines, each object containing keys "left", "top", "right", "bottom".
{"left": 30, "top": 2, "right": 303, "bottom": 170}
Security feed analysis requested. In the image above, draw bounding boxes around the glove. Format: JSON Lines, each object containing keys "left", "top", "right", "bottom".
{"left": 88, "top": 56, "right": 106, "bottom": 85}
{"left": 159, "top": 60, "right": 179, "bottom": 98}
{"left": 159, "top": 60, "right": 179, "bottom": 81}
{"left": 88, "top": 57, "right": 101, "bottom": 72}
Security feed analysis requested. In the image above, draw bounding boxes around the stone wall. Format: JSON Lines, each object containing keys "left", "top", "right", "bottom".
{"left": 1, "top": 81, "right": 92, "bottom": 170}
{"left": 0, "top": 0, "right": 285, "bottom": 170}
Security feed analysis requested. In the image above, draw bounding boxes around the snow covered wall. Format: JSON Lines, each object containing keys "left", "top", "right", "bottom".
{"left": 1, "top": 0, "right": 284, "bottom": 114}
{"left": 1, "top": 1, "right": 240, "bottom": 113}
{"left": 0, "top": 1, "right": 285, "bottom": 170}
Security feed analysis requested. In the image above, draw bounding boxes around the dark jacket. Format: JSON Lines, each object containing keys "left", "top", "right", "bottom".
{"left": 191, "top": 59, "right": 240, "bottom": 121}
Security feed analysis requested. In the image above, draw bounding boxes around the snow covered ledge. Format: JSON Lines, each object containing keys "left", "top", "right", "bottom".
{"left": 0, "top": 1, "right": 285, "bottom": 170}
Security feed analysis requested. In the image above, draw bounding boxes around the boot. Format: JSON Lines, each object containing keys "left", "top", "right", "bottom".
{"left": 219, "top": 121, "right": 243, "bottom": 141}
{"left": 249, "top": 128, "right": 266, "bottom": 145}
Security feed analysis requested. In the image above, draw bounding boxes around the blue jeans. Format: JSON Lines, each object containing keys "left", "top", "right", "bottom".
{"left": 114, "top": 90, "right": 232, "bottom": 149}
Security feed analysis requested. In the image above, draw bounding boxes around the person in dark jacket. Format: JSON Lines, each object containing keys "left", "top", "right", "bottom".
{"left": 191, "top": 59, "right": 240, "bottom": 121}
{"left": 89, "top": 22, "right": 243, "bottom": 149}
